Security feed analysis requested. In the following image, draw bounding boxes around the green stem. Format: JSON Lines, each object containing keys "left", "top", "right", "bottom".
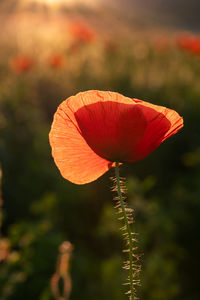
{"left": 115, "top": 161, "right": 134, "bottom": 300}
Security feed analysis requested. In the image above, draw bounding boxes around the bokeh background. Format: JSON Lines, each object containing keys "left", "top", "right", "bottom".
{"left": 0, "top": 0, "right": 200, "bottom": 299}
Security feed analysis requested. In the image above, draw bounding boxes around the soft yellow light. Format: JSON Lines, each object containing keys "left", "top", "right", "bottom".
{"left": 19, "top": 0, "right": 100, "bottom": 9}
{"left": 42, "top": 0, "right": 63, "bottom": 3}
{"left": 31, "top": 0, "right": 100, "bottom": 6}
{"left": 33, "top": 0, "right": 73, "bottom": 5}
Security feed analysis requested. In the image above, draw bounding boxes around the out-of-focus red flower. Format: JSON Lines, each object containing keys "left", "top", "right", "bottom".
{"left": 48, "top": 54, "right": 65, "bottom": 69}
{"left": 49, "top": 90, "right": 183, "bottom": 184}
{"left": 10, "top": 55, "right": 33, "bottom": 73}
{"left": 69, "top": 21, "right": 97, "bottom": 44}
{"left": 189, "top": 37, "right": 200, "bottom": 55}
{"left": 177, "top": 34, "right": 200, "bottom": 56}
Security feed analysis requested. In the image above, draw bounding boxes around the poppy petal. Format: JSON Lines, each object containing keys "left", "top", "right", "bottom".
{"left": 128, "top": 100, "right": 184, "bottom": 161}
{"left": 69, "top": 91, "right": 149, "bottom": 162}
{"left": 49, "top": 99, "right": 114, "bottom": 184}
{"left": 74, "top": 101, "right": 147, "bottom": 162}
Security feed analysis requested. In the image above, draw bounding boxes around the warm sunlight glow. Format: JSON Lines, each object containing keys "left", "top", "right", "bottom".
{"left": 19, "top": 0, "right": 101, "bottom": 8}
{"left": 36, "top": 0, "right": 71, "bottom": 4}
{"left": 25, "top": 0, "right": 74, "bottom": 6}
{"left": 32, "top": 0, "right": 100, "bottom": 6}
{"left": 43, "top": 0, "right": 59, "bottom": 3}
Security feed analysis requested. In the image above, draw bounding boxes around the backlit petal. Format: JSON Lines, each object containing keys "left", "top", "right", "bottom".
{"left": 128, "top": 100, "right": 184, "bottom": 162}
{"left": 49, "top": 99, "right": 114, "bottom": 184}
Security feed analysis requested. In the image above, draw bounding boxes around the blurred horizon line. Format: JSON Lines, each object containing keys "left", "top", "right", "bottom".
{"left": 0, "top": 0, "right": 200, "bottom": 31}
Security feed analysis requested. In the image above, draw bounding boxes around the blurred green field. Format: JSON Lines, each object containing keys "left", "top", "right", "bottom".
{"left": 0, "top": 5, "right": 200, "bottom": 300}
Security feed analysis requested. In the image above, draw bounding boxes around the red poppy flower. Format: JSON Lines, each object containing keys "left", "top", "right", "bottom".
{"left": 49, "top": 54, "right": 65, "bottom": 69}
{"left": 10, "top": 55, "right": 33, "bottom": 73}
{"left": 49, "top": 90, "right": 183, "bottom": 184}
{"left": 177, "top": 34, "right": 200, "bottom": 56}
{"left": 69, "top": 21, "right": 96, "bottom": 44}
{"left": 189, "top": 37, "right": 200, "bottom": 55}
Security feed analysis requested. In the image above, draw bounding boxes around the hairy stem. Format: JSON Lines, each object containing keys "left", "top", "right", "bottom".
{"left": 115, "top": 161, "right": 135, "bottom": 300}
